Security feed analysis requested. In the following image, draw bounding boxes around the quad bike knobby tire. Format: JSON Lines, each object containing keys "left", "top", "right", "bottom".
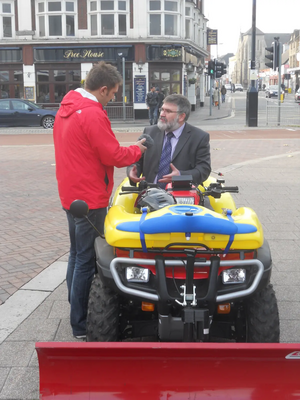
{"left": 86, "top": 273, "right": 119, "bottom": 342}
{"left": 246, "top": 283, "right": 280, "bottom": 342}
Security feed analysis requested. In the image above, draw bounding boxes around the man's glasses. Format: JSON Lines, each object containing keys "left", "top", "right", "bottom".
{"left": 159, "top": 107, "right": 182, "bottom": 114}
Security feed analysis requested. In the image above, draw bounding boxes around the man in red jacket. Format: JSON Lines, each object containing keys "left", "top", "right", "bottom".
{"left": 53, "top": 62, "right": 146, "bottom": 339}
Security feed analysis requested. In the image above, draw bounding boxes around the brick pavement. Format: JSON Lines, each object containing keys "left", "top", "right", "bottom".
{"left": 0, "top": 129, "right": 300, "bottom": 304}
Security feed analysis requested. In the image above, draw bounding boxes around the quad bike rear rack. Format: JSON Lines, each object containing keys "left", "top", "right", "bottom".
{"left": 36, "top": 342, "right": 300, "bottom": 399}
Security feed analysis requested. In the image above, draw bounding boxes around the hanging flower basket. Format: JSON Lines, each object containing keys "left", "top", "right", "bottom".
{"left": 188, "top": 78, "right": 197, "bottom": 85}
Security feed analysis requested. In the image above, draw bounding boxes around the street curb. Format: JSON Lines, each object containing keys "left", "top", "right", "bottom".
{"left": 0, "top": 260, "right": 67, "bottom": 344}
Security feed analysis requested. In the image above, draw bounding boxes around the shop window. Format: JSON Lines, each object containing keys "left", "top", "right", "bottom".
{"left": 36, "top": 0, "right": 76, "bottom": 38}
{"left": 150, "top": 66, "right": 181, "bottom": 97}
{"left": 55, "top": 84, "right": 67, "bottom": 102}
{"left": 161, "top": 72, "right": 170, "bottom": 81}
{"left": 1, "top": 2, "right": 13, "bottom": 38}
{"left": 36, "top": 66, "right": 80, "bottom": 104}
{"left": 0, "top": 71, "right": 9, "bottom": 82}
{"left": 171, "top": 82, "right": 180, "bottom": 94}
{"left": 89, "top": 0, "right": 128, "bottom": 36}
{"left": 37, "top": 70, "right": 49, "bottom": 82}
{"left": 149, "top": 0, "right": 179, "bottom": 36}
{"left": 151, "top": 71, "right": 160, "bottom": 81}
{"left": 37, "top": 86, "right": 49, "bottom": 103}
{"left": 14, "top": 71, "right": 23, "bottom": 82}
{"left": 68, "top": 82, "right": 81, "bottom": 91}
{"left": 54, "top": 70, "right": 66, "bottom": 81}
{"left": 0, "top": 68, "right": 23, "bottom": 98}
{"left": 172, "top": 70, "right": 180, "bottom": 80}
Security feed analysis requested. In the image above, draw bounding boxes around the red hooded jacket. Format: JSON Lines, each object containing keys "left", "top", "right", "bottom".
{"left": 53, "top": 90, "right": 141, "bottom": 210}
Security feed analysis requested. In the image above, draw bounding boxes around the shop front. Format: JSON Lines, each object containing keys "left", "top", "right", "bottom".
{"left": 147, "top": 44, "right": 183, "bottom": 96}
{"left": 33, "top": 45, "right": 134, "bottom": 106}
{"left": 0, "top": 48, "right": 23, "bottom": 99}
{"left": 0, "top": 42, "right": 205, "bottom": 119}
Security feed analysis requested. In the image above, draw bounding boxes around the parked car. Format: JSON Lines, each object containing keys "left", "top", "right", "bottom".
{"left": 225, "top": 84, "right": 232, "bottom": 92}
{"left": 235, "top": 84, "right": 243, "bottom": 92}
{"left": 0, "top": 99, "right": 57, "bottom": 128}
{"left": 295, "top": 88, "right": 300, "bottom": 103}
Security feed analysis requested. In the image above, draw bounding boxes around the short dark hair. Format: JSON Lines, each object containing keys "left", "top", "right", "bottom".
{"left": 163, "top": 94, "right": 191, "bottom": 121}
{"left": 85, "top": 61, "right": 122, "bottom": 91}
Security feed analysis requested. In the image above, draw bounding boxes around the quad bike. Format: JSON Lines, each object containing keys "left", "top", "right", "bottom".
{"left": 37, "top": 175, "right": 300, "bottom": 400}
{"left": 74, "top": 175, "right": 280, "bottom": 343}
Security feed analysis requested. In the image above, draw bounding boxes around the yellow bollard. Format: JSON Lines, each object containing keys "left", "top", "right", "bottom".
{"left": 280, "top": 94, "right": 284, "bottom": 103}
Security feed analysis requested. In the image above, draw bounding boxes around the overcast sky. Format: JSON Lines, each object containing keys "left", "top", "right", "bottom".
{"left": 204, "top": 0, "right": 300, "bottom": 58}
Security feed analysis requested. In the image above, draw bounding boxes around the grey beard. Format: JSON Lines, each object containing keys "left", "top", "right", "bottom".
{"left": 158, "top": 118, "right": 180, "bottom": 132}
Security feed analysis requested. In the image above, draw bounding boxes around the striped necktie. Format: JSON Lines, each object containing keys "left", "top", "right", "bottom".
{"left": 157, "top": 132, "right": 174, "bottom": 189}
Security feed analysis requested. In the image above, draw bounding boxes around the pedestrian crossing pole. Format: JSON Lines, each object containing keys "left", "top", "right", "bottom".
{"left": 277, "top": 41, "right": 282, "bottom": 126}
{"left": 209, "top": 75, "right": 213, "bottom": 116}
{"left": 246, "top": 0, "right": 258, "bottom": 127}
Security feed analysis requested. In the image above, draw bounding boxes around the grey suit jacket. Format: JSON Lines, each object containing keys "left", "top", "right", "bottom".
{"left": 127, "top": 123, "right": 211, "bottom": 186}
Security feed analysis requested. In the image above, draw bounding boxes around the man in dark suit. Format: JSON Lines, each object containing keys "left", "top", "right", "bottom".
{"left": 127, "top": 94, "right": 211, "bottom": 187}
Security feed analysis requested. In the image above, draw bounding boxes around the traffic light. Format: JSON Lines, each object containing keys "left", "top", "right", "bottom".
{"left": 265, "top": 41, "right": 279, "bottom": 70}
{"left": 215, "top": 61, "right": 227, "bottom": 78}
{"left": 215, "top": 61, "right": 223, "bottom": 78}
{"left": 221, "top": 63, "right": 227, "bottom": 76}
{"left": 208, "top": 60, "right": 215, "bottom": 77}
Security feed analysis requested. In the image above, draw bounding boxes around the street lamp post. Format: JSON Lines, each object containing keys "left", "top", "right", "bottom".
{"left": 246, "top": 0, "right": 258, "bottom": 127}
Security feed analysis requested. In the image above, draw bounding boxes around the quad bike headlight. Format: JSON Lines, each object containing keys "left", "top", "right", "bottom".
{"left": 126, "top": 267, "right": 150, "bottom": 283}
{"left": 222, "top": 268, "right": 246, "bottom": 284}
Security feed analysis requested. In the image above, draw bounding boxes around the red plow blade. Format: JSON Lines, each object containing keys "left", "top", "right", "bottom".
{"left": 36, "top": 342, "right": 300, "bottom": 400}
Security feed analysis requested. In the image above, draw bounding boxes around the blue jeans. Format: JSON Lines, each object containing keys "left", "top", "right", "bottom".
{"left": 65, "top": 208, "right": 107, "bottom": 336}
{"left": 148, "top": 106, "right": 157, "bottom": 125}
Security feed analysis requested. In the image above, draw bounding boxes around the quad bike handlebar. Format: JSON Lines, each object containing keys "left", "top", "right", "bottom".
{"left": 120, "top": 178, "right": 239, "bottom": 199}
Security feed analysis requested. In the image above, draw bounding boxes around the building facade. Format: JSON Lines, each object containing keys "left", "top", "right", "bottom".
{"left": 233, "top": 28, "right": 292, "bottom": 90}
{"left": 287, "top": 29, "right": 300, "bottom": 92}
{"left": 0, "top": 0, "right": 208, "bottom": 118}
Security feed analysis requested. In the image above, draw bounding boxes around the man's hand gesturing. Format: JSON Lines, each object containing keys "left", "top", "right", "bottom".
{"left": 128, "top": 165, "right": 145, "bottom": 183}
